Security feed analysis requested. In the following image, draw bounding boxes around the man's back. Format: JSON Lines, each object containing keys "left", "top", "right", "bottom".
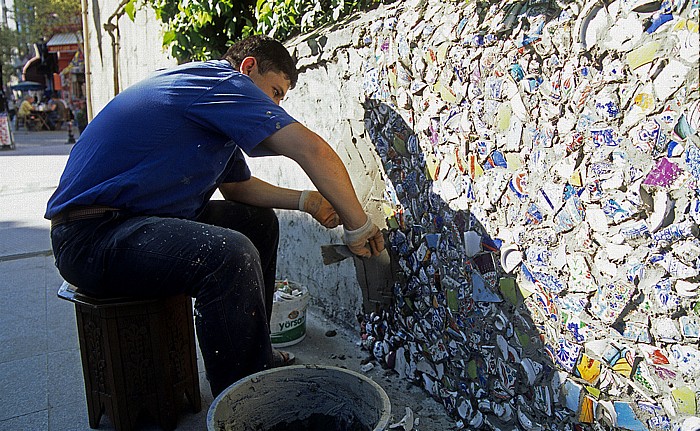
{"left": 50, "top": 98, "right": 67, "bottom": 119}
{"left": 18, "top": 100, "right": 33, "bottom": 117}
{"left": 45, "top": 59, "right": 295, "bottom": 220}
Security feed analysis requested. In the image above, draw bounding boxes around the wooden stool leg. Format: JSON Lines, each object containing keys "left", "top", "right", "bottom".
{"left": 153, "top": 296, "right": 200, "bottom": 428}
{"left": 174, "top": 295, "right": 201, "bottom": 413}
{"left": 75, "top": 308, "right": 106, "bottom": 429}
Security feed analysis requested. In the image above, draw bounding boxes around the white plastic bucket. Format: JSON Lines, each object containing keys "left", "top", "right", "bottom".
{"left": 270, "top": 280, "right": 309, "bottom": 347}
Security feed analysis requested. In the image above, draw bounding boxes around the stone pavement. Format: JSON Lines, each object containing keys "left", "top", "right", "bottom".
{"left": 0, "top": 128, "right": 457, "bottom": 430}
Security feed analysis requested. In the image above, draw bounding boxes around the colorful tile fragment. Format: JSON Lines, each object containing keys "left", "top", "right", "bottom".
{"left": 614, "top": 401, "right": 648, "bottom": 431}
{"left": 590, "top": 282, "right": 637, "bottom": 324}
{"left": 602, "top": 342, "right": 638, "bottom": 378}
{"left": 576, "top": 353, "right": 602, "bottom": 384}
{"left": 672, "top": 386, "right": 697, "bottom": 415}
{"left": 643, "top": 158, "right": 683, "bottom": 187}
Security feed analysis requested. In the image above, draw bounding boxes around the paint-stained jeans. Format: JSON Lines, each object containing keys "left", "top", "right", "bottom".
{"left": 50, "top": 200, "right": 279, "bottom": 397}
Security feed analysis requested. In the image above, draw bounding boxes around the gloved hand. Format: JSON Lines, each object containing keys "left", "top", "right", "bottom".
{"left": 299, "top": 190, "right": 340, "bottom": 228}
{"left": 343, "top": 216, "right": 385, "bottom": 257}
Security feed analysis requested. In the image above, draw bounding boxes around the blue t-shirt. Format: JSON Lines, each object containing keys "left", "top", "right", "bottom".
{"left": 45, "top": 60, "right": 297, "bottom": 219}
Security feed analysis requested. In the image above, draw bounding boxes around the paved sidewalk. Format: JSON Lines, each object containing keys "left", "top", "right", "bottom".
{"left": 0, "top": 129, "right": 457, "bottom": 430}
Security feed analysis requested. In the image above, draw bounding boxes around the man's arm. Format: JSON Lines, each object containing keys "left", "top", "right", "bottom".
{"left": 220, "top": 177, "right": 340, "bottom": 228}
{"left": 219, "top": 176, "right": 300, "bottom": 209}
{"left": 258, "top": 122, "right": 384, "bottom": 257}
{"left": 260, "top": 122, "right": 368, "bottom": 230}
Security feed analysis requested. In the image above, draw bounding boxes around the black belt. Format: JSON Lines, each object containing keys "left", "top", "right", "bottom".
{"left": 51, "top": 206, "right": 120, "bottom": 228}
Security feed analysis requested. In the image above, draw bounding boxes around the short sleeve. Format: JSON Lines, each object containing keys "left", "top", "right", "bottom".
{"left": 184, "top": 74, "right": 297, "bottom": 157}
{"left": 221, "top": 147, "right": 251, "bottom": 183}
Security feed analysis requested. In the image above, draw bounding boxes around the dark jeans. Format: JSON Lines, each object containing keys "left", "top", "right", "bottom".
{"left": 50, "top": 200, "right": 279, "bottom": 396}
{"left": 47, "top": 112, "right": 59, "bottom": 130}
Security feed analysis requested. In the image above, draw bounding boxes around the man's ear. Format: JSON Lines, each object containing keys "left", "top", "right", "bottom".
{"left": 239, "top": 56, "right": 257, "bottom": 76}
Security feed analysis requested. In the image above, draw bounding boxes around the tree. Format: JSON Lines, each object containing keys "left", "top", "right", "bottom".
{"left": 144, "top": 0, "right": 257, "bottom": 62}
{"left": 13, "top": 0, "right": 81, "bottom": 59}
{"left": 0, "top": 25, "right": 17, "bottom": 86}
{"left": 133, "top": 0, "right": 391, "bottom": 63}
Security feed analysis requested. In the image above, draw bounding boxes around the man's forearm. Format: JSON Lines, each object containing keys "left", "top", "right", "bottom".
{"left": 294, "top": 141, "right": 368, "bottom": 230}
{"left": 261, "top": 123, "right": 369, "bottom": 230}
{"left": 219, "top": 177, "right": 301, "bottom": 209}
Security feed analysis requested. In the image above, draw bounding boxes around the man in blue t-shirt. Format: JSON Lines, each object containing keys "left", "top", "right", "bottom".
{"left": 45, "top": 35, "right": 384, "bottom": 397}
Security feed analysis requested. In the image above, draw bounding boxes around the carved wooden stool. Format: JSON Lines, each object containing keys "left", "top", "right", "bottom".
{"left": 58, "top": 282, "right": 201, "bottom": 431}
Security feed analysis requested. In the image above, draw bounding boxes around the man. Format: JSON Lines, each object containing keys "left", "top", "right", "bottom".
{"left": 16, "top": 95, "right": 35, "bottom": 130}
{"left": 47, "top": 92, "right": 67, "bottom": 130}
{"left": 45, "top": 35, "right": 384, "bottom": 397}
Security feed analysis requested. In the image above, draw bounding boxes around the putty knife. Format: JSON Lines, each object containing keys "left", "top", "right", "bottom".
{"left": 321, "top": 244, "right": 355, "bottom": 265}
{"left": 320, "top": 239, "right": 396, "bottom": 314}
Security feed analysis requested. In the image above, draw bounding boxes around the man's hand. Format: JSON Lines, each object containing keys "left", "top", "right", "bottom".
{"left": 343, "top": 216, "right": 385, "bottom": 257}
{"left": 300, "top": 190, "right": 340, "bottom": 228}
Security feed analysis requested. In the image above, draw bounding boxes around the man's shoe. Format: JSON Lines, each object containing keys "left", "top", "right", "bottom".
{"left": 272, "top": 349, "right": 296, "bottom": 367}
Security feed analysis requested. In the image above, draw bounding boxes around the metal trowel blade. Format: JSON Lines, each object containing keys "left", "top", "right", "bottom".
{"left": 321, "top": 244, "right": 354, "bottom": 265}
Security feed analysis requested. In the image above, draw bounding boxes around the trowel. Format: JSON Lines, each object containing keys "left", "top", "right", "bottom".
{"left": 320, "top": 244, "right": 355, "bottom": 265}
{"left": 320, "top": 243, "right": 395, "bottom": 313}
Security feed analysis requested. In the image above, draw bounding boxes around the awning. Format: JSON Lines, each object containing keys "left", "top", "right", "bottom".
{"left": 47, "top": 33, "right": 82, "bottom": 53}
{"left": 11, "top": 81, "right": 45, "bottom": 91}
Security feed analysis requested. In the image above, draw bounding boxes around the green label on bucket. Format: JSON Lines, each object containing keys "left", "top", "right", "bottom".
{"left": 271, "top": 319, "right": 306, "bottom": 344}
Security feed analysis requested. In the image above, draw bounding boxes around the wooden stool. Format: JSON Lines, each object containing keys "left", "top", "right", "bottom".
{"left": 58, "top": 282, "right": 201, "bottom": 430}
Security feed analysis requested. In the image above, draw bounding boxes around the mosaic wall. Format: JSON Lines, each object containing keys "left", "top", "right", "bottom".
{"left": 353, "top": 0, "right": 700, "bottom": 429}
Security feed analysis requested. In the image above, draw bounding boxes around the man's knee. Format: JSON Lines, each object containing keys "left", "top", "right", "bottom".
{"left": 219, "top": 231, "right": 261, "bottom": 268}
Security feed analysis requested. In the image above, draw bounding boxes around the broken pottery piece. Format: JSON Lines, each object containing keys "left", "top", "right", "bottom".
{"left": 647, "top": 190, "right": 672, "bottom": 232}
{"left": 653, "top": 60, "right": 691, "bottom": 102}
{"left": 680, "top": 417, "right": 700, "bottom": 431}
{"left": 464, "top": 230, "right": 483, "bottom": 257}
{"left": 613, "top": 401, "right": 648, "bottom": 430}
{"left": 679, "top": 315, "right": 700, "bottom": 339}
{"left": 562, "top": 379, "right": 584, "bottom": 412}
{"left": 672, "top": 386, "right": 698, "bottom": 415}
{"left": 669, "top": 344, "right": 700, "bottom": 377}
{"left": 675, "top": 279, "right": 699, "bottom": 297}
{"left": 643, "top": 157, "right": 683, "bottom": 187}
{"left": 589, "top": 282, "right": 636, "bottom": 324}
{"left": 652, "top": 221, "right": 699, "bottom": 246}
{"left": 627, "top": 41, "right": 660, "bottom": 70}
{"left": 499, "top": 244, "right": 523, "bottom": 274}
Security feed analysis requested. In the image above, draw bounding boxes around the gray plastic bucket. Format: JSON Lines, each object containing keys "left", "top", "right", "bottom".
{"left": 207, "top": 364, "right": 391, "bottom": 431}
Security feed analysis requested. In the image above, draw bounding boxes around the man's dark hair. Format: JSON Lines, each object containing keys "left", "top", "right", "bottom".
{"left": 223, "top": 35, "right": 298, "bottom": 89}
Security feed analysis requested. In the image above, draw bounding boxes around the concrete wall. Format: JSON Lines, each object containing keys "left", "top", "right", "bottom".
{"left": 83, "top": 0, "right": 177, "bottom": 114}
{"left": 261, "top": 17, "right": 390, "bottom": 322}
{"left": 83, "top": 0, "right": 700, "bottom": 429}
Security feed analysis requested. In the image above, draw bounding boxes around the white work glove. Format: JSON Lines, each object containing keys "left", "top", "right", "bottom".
{"left": 299, "top": 190, "right": 340, "bottom": 228}
{"left": 343, "top": 215, "right": 385, "bottom": 258}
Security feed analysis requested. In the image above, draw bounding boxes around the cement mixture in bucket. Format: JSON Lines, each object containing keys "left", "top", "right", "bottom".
{"left": 263, "top": 412, "right": 369, "bottom": 431}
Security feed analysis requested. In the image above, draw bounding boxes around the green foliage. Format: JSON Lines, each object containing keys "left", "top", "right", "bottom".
{"left": 136, "top": 0, "right": 388, "bottom": 63}
{"left": 124, "top": 0, "right": 136, "bottom": 21}
{"left": 143, "top": 0, "right": 256, "bottom": 62}
{"left": 0, "top": 26, "right": 18, "bottom": 85}
{"left": 254, "top": 0, "right": 384, "bottom": 41}
{"left": 14, "top": 0, "right": 82, "bottom": 45}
